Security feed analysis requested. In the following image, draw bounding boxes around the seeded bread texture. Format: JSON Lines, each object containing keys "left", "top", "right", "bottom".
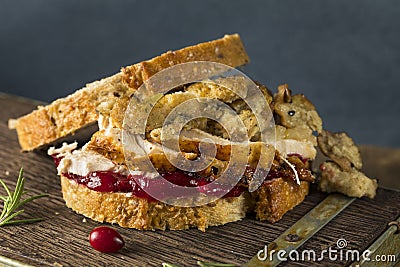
{"left": 60, "top": 175, "right": 252, "bottom": 231}
{"left": 10, "top": 34, "right": 249, "bottom": 151}
{"left": 60, "top": 174, "right": 309, "bottom": 230}
{"left": 12, "top": 74, "right": 128, "bottom": 151}
{"left": 122, "top": 34, "right": 249, "bottom": 89}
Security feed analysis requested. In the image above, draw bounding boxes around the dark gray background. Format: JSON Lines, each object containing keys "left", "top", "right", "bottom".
{"left": 1, "top": 0, "right": 399, "bottom": 147}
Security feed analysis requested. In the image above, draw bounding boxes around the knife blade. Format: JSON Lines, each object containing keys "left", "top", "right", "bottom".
{"left": 243, "top": 193, "right": 355, "bottom": 267}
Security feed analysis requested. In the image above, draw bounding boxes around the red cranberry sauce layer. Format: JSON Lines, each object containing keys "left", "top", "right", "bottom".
{"left": 52, "top": 153, "right": 309, "bottom": 202}
{"left": 62, "top": 171, "right": 246, "bottom": 202}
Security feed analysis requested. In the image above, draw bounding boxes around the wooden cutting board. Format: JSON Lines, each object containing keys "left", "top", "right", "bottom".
{"left": 0, "top": 93, "right": 399, "bottom": 267}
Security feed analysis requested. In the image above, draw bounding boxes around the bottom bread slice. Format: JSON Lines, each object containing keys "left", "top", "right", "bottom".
{"left": 60, "top": 175, "right": 253, "bottom": 231}
{"left": 60, "top": 175, "right": 309, "bottom": 231}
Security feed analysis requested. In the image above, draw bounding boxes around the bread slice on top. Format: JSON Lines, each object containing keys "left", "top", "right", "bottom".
{"left": 10, "top": 34, "right": 249, "bottom": 151}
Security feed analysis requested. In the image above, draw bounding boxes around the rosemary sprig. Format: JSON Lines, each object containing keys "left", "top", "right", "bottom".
{"left": 0, "top": 168, "right": 48, "bottom": 226}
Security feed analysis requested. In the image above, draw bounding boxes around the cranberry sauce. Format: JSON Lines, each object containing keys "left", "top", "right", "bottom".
{"left": 51, "top": 154, "right": 63, "bottom": 167}
{"left": 53, "top": 152, "right": 307, "bottom": 199}
{"left": 62, "top": 170, "right": 246, "bottom": 201}
{"left": 53, "top": 153, "right": 245, "bottom": 200}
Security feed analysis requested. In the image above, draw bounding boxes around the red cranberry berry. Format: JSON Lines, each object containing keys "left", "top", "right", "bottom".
{"left": 89, "top": 226, "right": 125, "bottom": 253}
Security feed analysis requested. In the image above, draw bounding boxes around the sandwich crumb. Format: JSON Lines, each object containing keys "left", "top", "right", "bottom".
{"left": 7, "top": 119, "right": 17, "bottom": 129}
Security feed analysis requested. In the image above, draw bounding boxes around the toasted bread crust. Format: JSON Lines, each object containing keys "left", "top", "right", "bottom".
{"left": 252, "top": 179, "right": 309, "bottom": 223}
{"left": 12, "top": 34, "right": 249, "bottom": 151}
{"left": 122, "top": 34, "right": 249, "bottom": 89}
{"left": 60, "top": 175, "right": 251, "bottom": 231}
{"left": 13, "top": 73, "right": 130, "bottom": 151}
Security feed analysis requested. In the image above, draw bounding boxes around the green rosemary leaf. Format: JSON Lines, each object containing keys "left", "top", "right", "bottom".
{"left": 162, "top": 263, "right": 181, "bottom": 267}
{"left": 9, "top": 174, "right": 25, "bottom": 210}
{"left": 15, "top": 193, "right": 49, "bottom": 210}
{"left": 0, "top": 178, "right": 12, "bottom": 199}
{"left": 0, "top": 217, "right": 45, "bottom": 226}
{"left": 0, "top": 198, "right": 9, "bottom": 219}
{"left": 0, "top": 209, "right": 25, "bottom": 225}
{"left": 0, "top": 168, "right": 48, "bottom": 227}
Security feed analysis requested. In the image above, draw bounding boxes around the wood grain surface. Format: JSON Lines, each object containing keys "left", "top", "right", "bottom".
{"left": 0, "top": 93, "right": 399, "bottom": 267}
